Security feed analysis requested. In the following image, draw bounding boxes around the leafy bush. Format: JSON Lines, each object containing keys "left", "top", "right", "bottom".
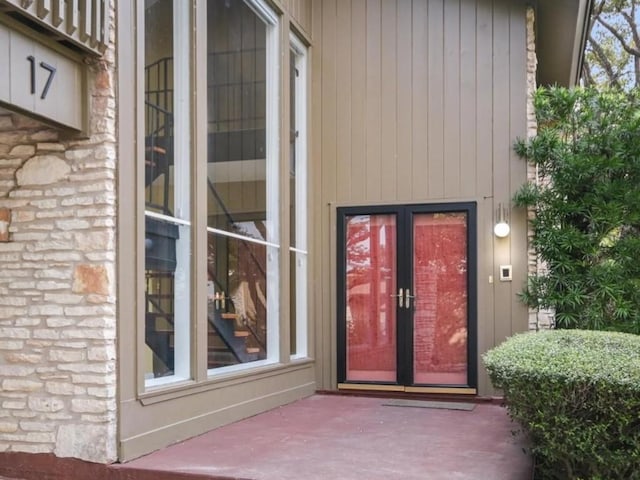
{"left": 514, "top": 87, "right": 640, "bottom": 333}
{"left": 483, "top": 329, "right": 640, "bottom": 480}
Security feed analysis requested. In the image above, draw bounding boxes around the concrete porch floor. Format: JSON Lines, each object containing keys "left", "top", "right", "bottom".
{"left": 113, "top": 394, "right": 532, "bottom": 480}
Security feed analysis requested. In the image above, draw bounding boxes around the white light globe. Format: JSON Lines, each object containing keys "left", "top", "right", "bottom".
{"left": 494, "top": 222, "right": 510, "bottom": 238}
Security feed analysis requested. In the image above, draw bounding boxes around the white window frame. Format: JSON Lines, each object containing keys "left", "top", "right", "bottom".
{"left": 206, "top": 0, "right": 281, "bottom": 375}
{"left": 144, "top": 0, "right": 193, "bottom": 388}
{"left": 289, "top": 33, "right": 308, "bottom": 359}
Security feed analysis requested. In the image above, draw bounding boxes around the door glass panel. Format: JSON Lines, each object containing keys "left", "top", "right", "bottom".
{"left": 413, "top": 212, "right": 468, "bottom": 385}
{"left": 345, "top": 214, "right": 397, "bottom": 382}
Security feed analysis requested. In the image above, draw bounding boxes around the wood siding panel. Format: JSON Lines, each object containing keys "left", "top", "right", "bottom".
{"left": 396, "top": 2, "right": 413, "bottom": 202}
{"left": 365, "top": 0, "right": 382, "bottom": 201}
{"left": 335, "top": 0, "right": 352, "bottom": 201}
{"left": 380, "top": 0, "right": 398, "bottom": 200}
{"left": 310, "top": 0, "right": 326, "bottom": 392}
{"left": 319, "top": 0, "right": 337, "bottom": 389}
{"left": 350, "top": 0, "right": 367, "bottom": 201}
{"left": 427, "top": 0, "right": 444, "bottom": 199}
{"left": 474, "top": 0, "right": 495, "bottom": 395}
{"left": 443, "top": 0, "right": 461, "bottom": 198}
{"left": 491, "top": 1, "right": 513, "bottom": 350}
{"left": 287, "top": 0, "right": 313, "bottom": 38}
{"left": 460, "top": 0, "right": 477, "bottom": 197}
{"left": 411, "top": 0, "right": 429, "bottom": 199}
{"left": 508, "top": 2, "right": 529, "bottom": 336}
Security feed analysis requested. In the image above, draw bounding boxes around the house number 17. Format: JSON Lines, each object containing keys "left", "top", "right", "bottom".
{"left": 27, "top": 55, "right": 57, "bottom": 100}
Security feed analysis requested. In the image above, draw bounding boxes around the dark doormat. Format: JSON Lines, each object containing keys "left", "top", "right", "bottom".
{"left": 381, "top": 399, "right": 476, "bottom": 411}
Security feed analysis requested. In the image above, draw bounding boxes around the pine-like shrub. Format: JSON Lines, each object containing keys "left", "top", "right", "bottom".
{"left": 514, "top": 87, "right": 640, "bottom": 333}
{"left": 484, "top": 329, "right": 640, "bottom": 479}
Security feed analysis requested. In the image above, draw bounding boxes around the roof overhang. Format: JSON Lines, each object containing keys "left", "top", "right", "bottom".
{"left": 535, "top": 0, "right": 593, "bottom": 87}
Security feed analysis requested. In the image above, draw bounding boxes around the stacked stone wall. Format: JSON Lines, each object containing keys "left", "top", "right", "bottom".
{"left": 525, "top": 7, "right": 554, "bottom": 331}
{"left": 0, "top": 9, "right": 117, "bottom": 463}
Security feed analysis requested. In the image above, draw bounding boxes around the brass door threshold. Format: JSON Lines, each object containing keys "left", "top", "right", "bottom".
{"left": 338, "top": 383, "right": 477, "bottom": 395}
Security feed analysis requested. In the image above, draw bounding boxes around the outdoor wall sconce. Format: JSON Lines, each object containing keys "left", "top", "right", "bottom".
{"left": 494, "top": 203, "right": 510, "bottom": 238}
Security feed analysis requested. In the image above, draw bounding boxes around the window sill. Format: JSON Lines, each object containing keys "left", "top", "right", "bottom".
{"left": 138, "top": 357, "right": 314, "bottom": 406}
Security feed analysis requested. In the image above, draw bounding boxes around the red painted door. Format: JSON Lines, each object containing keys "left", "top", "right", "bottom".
{"left": 337, "top": 204, "right": 476, "bottom": 389}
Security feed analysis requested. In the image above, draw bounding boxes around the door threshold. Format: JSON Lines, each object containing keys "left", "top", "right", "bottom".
{"left": 338, "top": 383, "right": 477, "bottom": 395}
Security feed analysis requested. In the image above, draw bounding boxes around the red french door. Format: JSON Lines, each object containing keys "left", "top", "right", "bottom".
{"left": 337, "top": 203, "right": 477, "bottom": 391}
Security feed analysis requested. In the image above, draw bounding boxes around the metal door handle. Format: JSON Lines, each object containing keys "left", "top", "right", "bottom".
{"left": 390, "top": 288, "right": 404, "bottom": 308}
{"left": 405, "top": 289, "right": 415, "bottom": 309}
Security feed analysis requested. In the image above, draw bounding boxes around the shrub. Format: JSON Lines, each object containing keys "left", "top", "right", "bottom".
{"left": 514, "top": 87, "right": 640, "bottom": 333}
{"left": 483, "top": 329, "right": 640, "bottom": 480}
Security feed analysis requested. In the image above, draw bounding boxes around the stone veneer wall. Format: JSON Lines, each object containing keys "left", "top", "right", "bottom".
{"left": 0, "top": 8, "right": 117, "bottom": 464}
{"left": 526, "top": 7, "right": 554, "bottom": 331}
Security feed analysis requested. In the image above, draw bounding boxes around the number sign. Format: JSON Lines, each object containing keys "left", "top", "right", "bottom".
{"left": 0, "top": 19, "right": 85, "bottom": 131}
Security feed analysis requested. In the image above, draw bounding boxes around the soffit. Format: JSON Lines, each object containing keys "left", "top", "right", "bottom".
{"left": 536, "top": 0, "right": 593, "bottom": 87}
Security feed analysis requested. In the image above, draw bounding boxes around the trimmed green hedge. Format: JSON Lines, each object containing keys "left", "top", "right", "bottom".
{"left": 483, "top": 329, "right": 640, "bottom": 480}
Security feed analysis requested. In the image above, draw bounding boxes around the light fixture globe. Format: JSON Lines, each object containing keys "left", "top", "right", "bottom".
{"left": 494, "top": 221, "right": 510, "bottom": 238}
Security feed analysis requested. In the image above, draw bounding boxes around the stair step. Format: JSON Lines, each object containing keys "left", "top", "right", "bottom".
{"left": 234, "top": 330, "right": 250, "bottom": 338}
{"left": 221, "top": 313, "right": 238, "bottom": 320}
{"left": 246, "top": 347, "right": 260, "bottom": 354}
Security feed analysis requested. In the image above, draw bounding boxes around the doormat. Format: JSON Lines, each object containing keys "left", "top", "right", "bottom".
{"left": 382, "top": 399, "right": 476, "bottom": 411}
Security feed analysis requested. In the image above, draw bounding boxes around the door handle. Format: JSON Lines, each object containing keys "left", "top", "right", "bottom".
{"left": 391, "top": 288, "right": 404, "bottom": 308}
{"left": 405, "top": 289, "right": 415, "bottom": 309}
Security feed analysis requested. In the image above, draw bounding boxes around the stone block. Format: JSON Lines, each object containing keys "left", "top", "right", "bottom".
{"left": 11, "top": 444, "right": 53, "bottom": 454}
{"left": 45, "top": 382, "right": 75, "bottom": 396}
{"left": 27, "top": 397, "right": 65, "bottom": 413}
{"left": 49, "top": 350, "right": 85, "bottom": 362}
{"left": 0, "top": 364, "right": 36, "bottom": 377}
{"left": 19, "top": 421, "right": 54, "bottom": 432}
{"left": 71, "top": 399, "right": 109, "bottom": 413}
{"left": 71, "top": 374, "right": 114, "bottom": 385}
{"left": 16, "top": 156, "right": 70, "bottom": 186}
{"left": 29, "top": 130, "right": 59, "bottom": 142}
{"left": 9, "top": 145, "right": 36, "bottom": 156}
{"left": 0, "top": 208, "right": 9, "bottom": 242}
{"left": 55, "top": 424, "right": 117, "bottom": 463}
{"left": 0, "top": 340, "right": 25, "bottom": 350}
{"left": 2, "top": 379, "right": 43, "bottom": 391}
{"left": 56, "top": 219, "right": 91, "bottom": 231}
{"left": 72, "top": 264, "right": 109, "bottom": 295}
{"left": 37, "top": 143, "right": 65, "bottom": 152}
{"left": 5, "top": 353, "right": 42, "bottom": 364}
{"left": 0, "top": 422, "right": 19, "bottom": 433}
{"left": 0, "top": 328, "right": 30, "bottom": 339}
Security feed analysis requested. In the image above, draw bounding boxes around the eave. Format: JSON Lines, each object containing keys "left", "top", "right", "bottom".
{"left": 535, "top": 0, "right": 593, "bottom": 87}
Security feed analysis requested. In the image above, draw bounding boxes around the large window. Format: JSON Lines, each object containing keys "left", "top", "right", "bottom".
{"left": 206, "top": 0, "right": 279, "bottom": 371}
{"left": 143, "top": 0, "right": 191, "bottom": 385}
{"left": 142, "top": 0, "right": 296, "bottom": 388}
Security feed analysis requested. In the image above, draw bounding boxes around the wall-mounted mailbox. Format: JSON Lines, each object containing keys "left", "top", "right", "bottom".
{"left": 0, "top": 15, "right": 86, "bottom": 131}
{"left": 499, "top": 265, "right": 512, "bottom": 282}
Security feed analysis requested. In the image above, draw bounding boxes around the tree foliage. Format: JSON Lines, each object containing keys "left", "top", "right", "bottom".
{"left": 514, "top": 87, "right": 640, "bottom": 333}
{"left": 584, "top": 0, "right": 640, "bottom": 89}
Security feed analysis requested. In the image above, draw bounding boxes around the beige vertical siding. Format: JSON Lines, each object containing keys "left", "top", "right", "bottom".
{"left": 311, "top": 0, "right": 530, "bottom": 395}
{"left": 286, "top": 0, "right": 312, "bottom": 37}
